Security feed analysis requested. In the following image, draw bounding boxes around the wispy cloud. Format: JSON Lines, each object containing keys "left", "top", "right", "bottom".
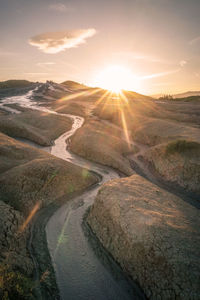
{"left": 48, "top": 3, "right": 68, "bottom": 12}
{"left": 37, "top": 62, "right": 55, "bottom": 66}
{"left": 152, "top": 81, "right": 175, "bottom": 87}
{"left": 29, "top": 29, "right": 96, "bottom": 54}
{"left": 114, "top": 51, "right": 172, "bottom": 64}
{"left": 179, "top": 60, "right": 187, "bottom": 67}
{"left": 140, "top": 69, "right": 180, "bottom": 80}
{"left": 189, "top": 36, "right": 200, "bottom": 45}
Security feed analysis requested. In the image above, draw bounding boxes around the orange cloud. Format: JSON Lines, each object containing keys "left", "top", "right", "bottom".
{"left": 29, "top": 29, "right": 96, "bottom": 54}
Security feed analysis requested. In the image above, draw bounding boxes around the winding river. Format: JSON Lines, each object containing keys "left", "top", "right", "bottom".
{"left": 0, "top": 88, "right": 144, "bottom": 299}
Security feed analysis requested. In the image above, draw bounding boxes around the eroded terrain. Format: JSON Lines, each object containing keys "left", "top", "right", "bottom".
{"left": 0, "top": 81, "right": 199, "bottom": 299}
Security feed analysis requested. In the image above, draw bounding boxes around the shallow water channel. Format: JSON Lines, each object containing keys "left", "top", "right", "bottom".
{"left": 1, "top": 89, "right": 144, "bottom": 299}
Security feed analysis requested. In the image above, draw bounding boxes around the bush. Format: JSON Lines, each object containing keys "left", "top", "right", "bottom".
{"left": 0, "top": 264, "right": 34, "bottom": 300}
{"left": 158, "top": 94, "right": 173, "bottom": 101}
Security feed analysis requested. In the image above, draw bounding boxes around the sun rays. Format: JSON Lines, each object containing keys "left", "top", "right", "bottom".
{"left": 18, "top": 84, "right": 158, "bottom": 241}
{"left": 92, "top": 88, "right": 134, "bottom": 149}
{"left": 58, "top": 87, "right": 102, "bottom": 103}
{"left": 91, "top": 65, "right": 139, "bottom": 93}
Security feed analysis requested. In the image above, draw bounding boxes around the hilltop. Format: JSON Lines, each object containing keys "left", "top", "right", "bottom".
{"left": 61, "top": 80, "right": 90, "bottom": 90}
{"left": 0, "top": 80, "right": 35, "bottom": 89}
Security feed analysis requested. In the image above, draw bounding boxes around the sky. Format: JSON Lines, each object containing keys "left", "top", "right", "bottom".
{"left": 0, "top": 0, "right": 200, "bottom": 95}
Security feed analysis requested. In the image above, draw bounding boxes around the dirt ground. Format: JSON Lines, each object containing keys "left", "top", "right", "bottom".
{"left": 0, "top": 109, "right": 72, "bottom": 146}
{"left": 87, "top": 174, "right": 200, "bottom": 299}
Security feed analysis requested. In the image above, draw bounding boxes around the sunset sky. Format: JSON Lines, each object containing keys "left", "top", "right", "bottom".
{"left": 1, "top": 0, "right": 200, "bottom": 95}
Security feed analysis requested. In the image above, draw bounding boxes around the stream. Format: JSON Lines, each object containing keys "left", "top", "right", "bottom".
{"left": 0, "top": 88, "right": 144, "bottom": 299}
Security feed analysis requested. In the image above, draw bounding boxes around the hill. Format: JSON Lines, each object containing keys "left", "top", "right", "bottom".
{"left": 61, "top": 80, "right": 89, "bottom": 90}
{"left": 152, "top": 90, "right": 200, "bottom": 99}
{"left": 0, "top": 80, "right": 34, "bottom": 89}
{"left": 173, "top": 90, "right": 200, "bottom": 98}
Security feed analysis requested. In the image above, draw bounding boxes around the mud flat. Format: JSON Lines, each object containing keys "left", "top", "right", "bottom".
{"left": 0, "top": 109, "right": 72, "bottom": 146}
{"left": 70, "top": 119, "right": 136, "bottom": 175}
{"left": 142, "top": 140, "right": 200, "bottom": 197}
{"left": 87, "top": 174, "right": 200, "bottom": 299}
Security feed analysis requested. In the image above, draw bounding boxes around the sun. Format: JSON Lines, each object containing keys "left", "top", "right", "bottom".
{"left": 92, "top": 65, "right": 137, "bottom": 93}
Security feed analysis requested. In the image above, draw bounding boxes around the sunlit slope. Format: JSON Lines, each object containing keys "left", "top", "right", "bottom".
{"left": 0, "top": 109, "right": 72, "bottom": 146}
{"left": 71, "top": 119, "right": 137, "bottom": 175}
{"left": 61, "top": 80, "right": 90, "bottom": 90}
{"left": 91, "top": 90, "right": 200, "bottom": 194}
{"left": 93, "top": 91, "right": 200, "bottom": 145}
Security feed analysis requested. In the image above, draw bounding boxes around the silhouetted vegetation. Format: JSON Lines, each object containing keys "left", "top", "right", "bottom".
{"left": 158, "top": 94, "right": 173, "bottom": 101}
{"left": 158, "top": 94, "right": 200, "bottom": 102}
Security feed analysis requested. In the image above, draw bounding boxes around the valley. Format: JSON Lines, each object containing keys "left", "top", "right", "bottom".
{"left": 0, "top": 80, "right": 199, "bottom": 299}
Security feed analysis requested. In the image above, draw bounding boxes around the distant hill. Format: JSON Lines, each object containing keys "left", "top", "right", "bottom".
{"left": 151, "top": 94, "right": 165, "bottom": 99}
{"left": 61, "top": 80, "right": 90, "bottom": 90}
{"left": 123, "top": 90, "right": 152, "bottom": 101}
{"left": 173, "top": 91, "right": 200, "bottom": 98}
{"left": 152, "top": 91, "right": 200, "bottom": 99}
{"left": 0, "top": 80, "right": 34, "bottom": 89}
{"left": 172, "top": 95, "right": 200, "bottom": 102}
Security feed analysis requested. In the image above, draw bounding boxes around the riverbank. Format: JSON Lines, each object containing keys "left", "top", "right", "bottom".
{"left": 29, "top": 176, "right": 101, "bottom": 300}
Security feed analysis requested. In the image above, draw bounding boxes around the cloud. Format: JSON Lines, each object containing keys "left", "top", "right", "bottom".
{"left": 29, "top": 29, "right": 96, "bottom": 54}
{"left": 37, "top": 62, "right": 55, "bottom": 66}
{"left": 140, "top": 69, "right": 180, "bottom": 80}
{"left": 189, "top": 36, "right": 200, "bottom": 45}
{"left": 114, "top": 51, "right": 173, "bottom": 65}
{"left": 48, "top": 3, "right": 68, "bottom": 12}
{"left": 179, "top": 60, "right": 187, "bottom": 67}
